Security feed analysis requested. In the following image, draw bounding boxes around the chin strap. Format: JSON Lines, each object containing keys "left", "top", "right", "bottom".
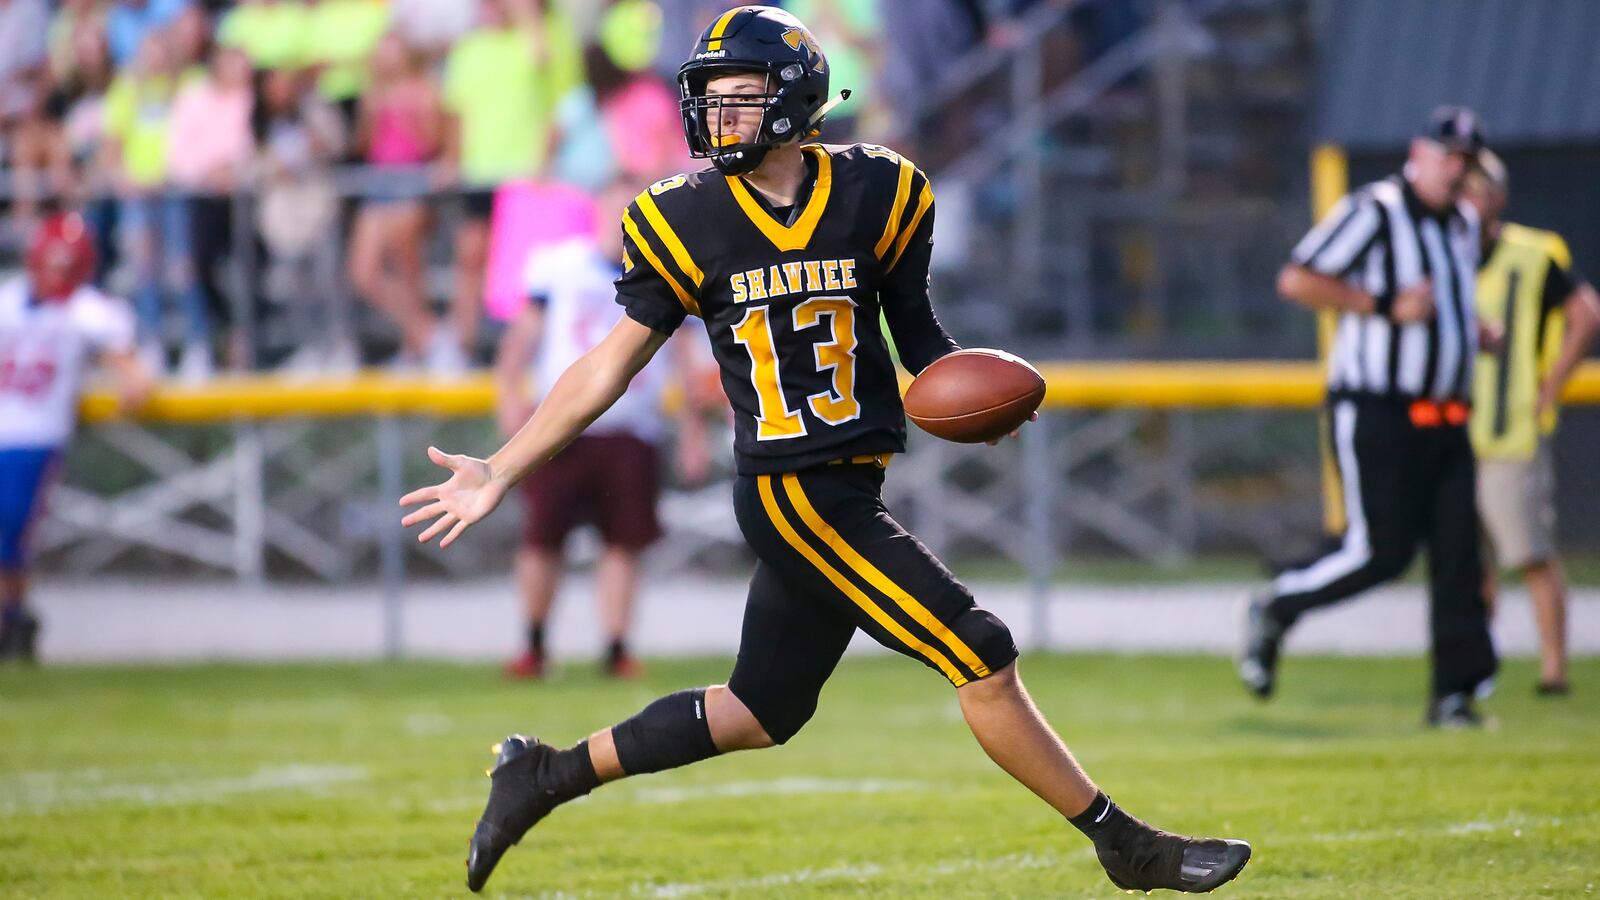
{"left": 806, "top": 88, "right": 851, "bottom": 132}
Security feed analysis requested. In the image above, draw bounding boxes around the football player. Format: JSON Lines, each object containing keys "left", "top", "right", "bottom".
{"left": 0, "top": 213, "right": 152, "bottom": 661}
{"left": 403, "top": 6, "right": 1251, "bottom": 893}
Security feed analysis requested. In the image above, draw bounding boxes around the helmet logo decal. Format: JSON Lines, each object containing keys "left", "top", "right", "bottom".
{"left": 781, "top": 27, "right": 820, "bottom": 55}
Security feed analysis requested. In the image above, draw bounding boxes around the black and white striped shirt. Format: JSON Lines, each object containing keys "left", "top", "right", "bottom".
{"left": 1291, "top": 175, "right": 1481, "bottom": 402}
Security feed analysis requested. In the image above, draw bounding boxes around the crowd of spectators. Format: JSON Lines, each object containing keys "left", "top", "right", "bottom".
{"left": 0, "top": 0, "right": 1070, "bottom": 379}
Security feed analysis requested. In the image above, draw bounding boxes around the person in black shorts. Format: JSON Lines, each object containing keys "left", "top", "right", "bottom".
{"left": 403, "top": 7, "right": 1251, "bottom": 895}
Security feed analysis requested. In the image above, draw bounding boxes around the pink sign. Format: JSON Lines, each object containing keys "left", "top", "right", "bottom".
{"left": 484, "top": 181, "right": 598, "bottom": 321}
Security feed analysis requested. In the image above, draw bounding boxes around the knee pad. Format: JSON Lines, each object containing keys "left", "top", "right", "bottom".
{"left": 950, "top": 607, "right": 1019, "bottom": 680}
{"left": 725, "top": 678, "right": 819, "bottom": 747}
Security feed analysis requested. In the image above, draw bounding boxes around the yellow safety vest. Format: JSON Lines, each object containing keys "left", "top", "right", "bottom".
{"left": 1471, "top": 222, "right": 1571, "bottom": 460}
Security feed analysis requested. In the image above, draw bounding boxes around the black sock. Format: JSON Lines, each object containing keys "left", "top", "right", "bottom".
{"left": 548, "top": 739, "right": 601, "bottom": 799}
{"left": 1069, "top": 791, "right": 1137, "bottom": 844}
{"left": 610, "top": 688, "right": 721, "bottom": 776}
{"left": 606, "top": 639, "right": 626, "bottom": 665}
{"left": 528, "top": 623, "right": 545, "bottom": 655}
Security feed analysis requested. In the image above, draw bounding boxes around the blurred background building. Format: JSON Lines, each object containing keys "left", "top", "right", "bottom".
{"left": 4, "top": 0, "right": 1598, "bottom": 591}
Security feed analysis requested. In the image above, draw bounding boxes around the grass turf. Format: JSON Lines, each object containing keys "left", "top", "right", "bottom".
{"left": 1, "top": 654, "right": 1596, "bottom": 898}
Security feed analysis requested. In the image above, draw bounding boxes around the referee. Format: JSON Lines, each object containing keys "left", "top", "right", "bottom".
{"left": 1239, "top": 107, "right": 1499, "bottom": 727}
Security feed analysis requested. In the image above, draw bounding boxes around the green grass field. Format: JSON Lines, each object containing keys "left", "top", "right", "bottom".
{"left": 2, "top": 654, "right": 1596, "bottom": 898}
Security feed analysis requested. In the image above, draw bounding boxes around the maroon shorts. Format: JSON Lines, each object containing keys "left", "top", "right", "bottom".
{"left": 519, "top": 433, "right": 663, "bottom": 551}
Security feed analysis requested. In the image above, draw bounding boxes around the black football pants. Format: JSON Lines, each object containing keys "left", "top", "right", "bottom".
{"left": 726, "top": 460, "right": 1019, "bottom": 743}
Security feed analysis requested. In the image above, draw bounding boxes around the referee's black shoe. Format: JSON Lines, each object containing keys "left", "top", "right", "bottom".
{"left": 1425, "top": 692, "right": 1484, "bottom": 729}
{"left": 1094, "top": 823, "right": 1252, "bottom": 893}
{"left": 1237, "top": 596, "right": 1285, "bottom": 699}
{"left": 466, "top": 735, "right": 591, "bottom": 892}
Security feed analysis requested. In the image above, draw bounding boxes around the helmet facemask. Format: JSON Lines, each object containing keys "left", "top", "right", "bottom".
{"left": 680, "top": 68, "right": 797, "bottom": 176}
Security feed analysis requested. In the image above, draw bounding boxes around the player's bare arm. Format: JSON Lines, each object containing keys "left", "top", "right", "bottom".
{"left": 98, "top": 347, "right": 155, "bottom": 414}
{"left": 1277, "top": 264, "right": 1434, "bottom": 323}
{"left": 401, "top": 316, "right": 668, "bottom": 547}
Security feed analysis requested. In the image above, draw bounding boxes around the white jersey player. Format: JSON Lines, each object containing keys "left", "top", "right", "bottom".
{"left": 491, "top": 180, "right": 711, "bottom": 680}
{"left": 0, "top": 213, "right": 151, "bottom": 662}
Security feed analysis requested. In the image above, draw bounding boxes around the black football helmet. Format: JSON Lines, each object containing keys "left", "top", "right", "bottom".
{"left": 678, "top": 5, "right": 849, "bottom": 176}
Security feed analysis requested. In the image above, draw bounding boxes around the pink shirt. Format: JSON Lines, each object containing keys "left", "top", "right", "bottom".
{"left": 602, "top": 77, "right": 688, "bottom": 181}
{"left": 166, "top": 80, "right": 254, "bottom": 190}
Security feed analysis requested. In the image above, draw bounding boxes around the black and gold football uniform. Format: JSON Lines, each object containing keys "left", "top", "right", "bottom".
{"left": 616, "top": 141, "right": 960, "bottom": 475}
{"left": 614, "top": 142, "right": 1016, "bottom": 740}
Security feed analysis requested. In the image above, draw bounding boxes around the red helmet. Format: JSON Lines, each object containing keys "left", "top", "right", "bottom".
{"left": 27, "top": 213, "right": 96, "bottom": 302}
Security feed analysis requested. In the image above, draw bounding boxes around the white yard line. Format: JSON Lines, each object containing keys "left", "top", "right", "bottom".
{"left": 0, "top": 764, "right": 367, "bottom": 815}
{"left": 634, "top": 851, "right": 1079, "bottom": 898}
{"left": 1281, "top": 810, "right": 1596, "bottom": 845}
{"left": 626, "top": 811, "right": 1596, "bottom": 897}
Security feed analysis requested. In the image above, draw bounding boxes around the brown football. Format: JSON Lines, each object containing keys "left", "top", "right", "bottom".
{"left": 904, "top": 349, "right": 1047, "bottom": 443}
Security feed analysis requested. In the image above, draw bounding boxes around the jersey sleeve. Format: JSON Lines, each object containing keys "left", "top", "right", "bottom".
{"left": 75, "top": 291, "right": 137, "bottom": 356}
{"left": 877, "top": 164, "right": 958, "bottom": 375}
{"left": 1290, "top": 191, "right": 1382, "bottom": 278}
{"left": 613, "top": 191, "right": 702, "bottom": 337}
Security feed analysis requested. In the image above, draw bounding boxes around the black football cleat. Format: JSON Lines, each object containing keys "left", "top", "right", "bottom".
{"left": 1095, "top": 827, "right": 1253, "bottom": 894}
{"left": 466, "top": 735, "right": 585, "bottom": 892}
{"left": 0, "top": 609, "right": 40, "bottom": 663}
{"left": 1425, "top": 692, "right": 1483, "bottom": 729}
{"left": 1237, "top": 596, "right": 1284, "bottom": 699}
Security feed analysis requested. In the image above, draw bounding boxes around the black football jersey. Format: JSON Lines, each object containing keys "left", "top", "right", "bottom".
{"left": 615, "top": 142, "right": 958, "bottom": 475}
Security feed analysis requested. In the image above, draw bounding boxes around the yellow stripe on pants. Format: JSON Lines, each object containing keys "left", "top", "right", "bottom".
{"left": 757, "top": 475, "right": 968, "bottom": 685}
{"left": 782, "top": 473, "right": 991, "bottom": 679}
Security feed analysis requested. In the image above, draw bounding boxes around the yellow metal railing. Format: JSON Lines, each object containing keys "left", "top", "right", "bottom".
{"left": 79, "top": 361, "right": 1600, "bottom": 424}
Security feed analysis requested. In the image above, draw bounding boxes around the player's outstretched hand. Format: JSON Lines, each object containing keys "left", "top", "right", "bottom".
{"left": 986, "top": 411, "right": 1040, "bottom": 446}
{"left": 399, "top": 446, "right": 508, "bottom": 548}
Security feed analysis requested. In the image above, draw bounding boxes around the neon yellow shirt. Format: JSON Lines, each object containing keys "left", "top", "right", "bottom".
{"left": 443, "top": 27, "right": 545, "bottom": 185}
{"left": 104, "top": 73, "right": 178, "bottom": 187}
{"left": 218, "top": 2, "right": 310, "bottom": 71}
{"left": 307, "top": 0, "right": 390, "bottom": 102}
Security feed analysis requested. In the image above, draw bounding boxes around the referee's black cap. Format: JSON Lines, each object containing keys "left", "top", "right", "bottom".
{"left": 1421, "top": 105, "right": 1486, "bottom": 154}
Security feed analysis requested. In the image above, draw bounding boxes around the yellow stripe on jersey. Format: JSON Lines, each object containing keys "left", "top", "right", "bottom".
{"left": 783, "top": 473, "right": 991, "bottom": 679}
{"left": 874, "top": 156, "right": 916, "bottom": 261}
{"left": 635, "top": 191, "right": 704, "bottom": 288}
{"left": 622, "top": 210, "right": 701, "bottom": 317}
{"left": 758, "top": 475, "right": 968, "bottom": 685}
{"left": 885, "top": 179, "right": 934, "bottom": 272}
{"left": 726, "top": 145, "right": 835, "bottom": 252}
{"left": 705, "top": 8, "right": 741, "bottom": 51}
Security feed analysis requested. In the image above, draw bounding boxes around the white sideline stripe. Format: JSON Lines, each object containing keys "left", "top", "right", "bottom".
{"left": 629, "top": 777, "right": 926, "bottom": 805}
{"left": 1273, "top": 400, "right": 1371, "bottom": 596}
{"left": 0, "top": 764, "right": 367, "bottom": 815}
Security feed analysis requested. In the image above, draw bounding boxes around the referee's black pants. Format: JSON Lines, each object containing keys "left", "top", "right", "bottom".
{"left": 1265, "top": 396, "right": 1498, "bottom": 699}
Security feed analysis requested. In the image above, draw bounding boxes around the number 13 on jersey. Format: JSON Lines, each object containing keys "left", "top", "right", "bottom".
{"left": 731, "top": 296, "right": 861, "bottom": 440}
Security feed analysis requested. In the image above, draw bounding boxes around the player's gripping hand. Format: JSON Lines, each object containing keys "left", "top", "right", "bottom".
{"left": 985, "top": 411, "right": 1040, "bottom": 446}
{"left": 399, "top": 447, "right": 510, "bottom": 548}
